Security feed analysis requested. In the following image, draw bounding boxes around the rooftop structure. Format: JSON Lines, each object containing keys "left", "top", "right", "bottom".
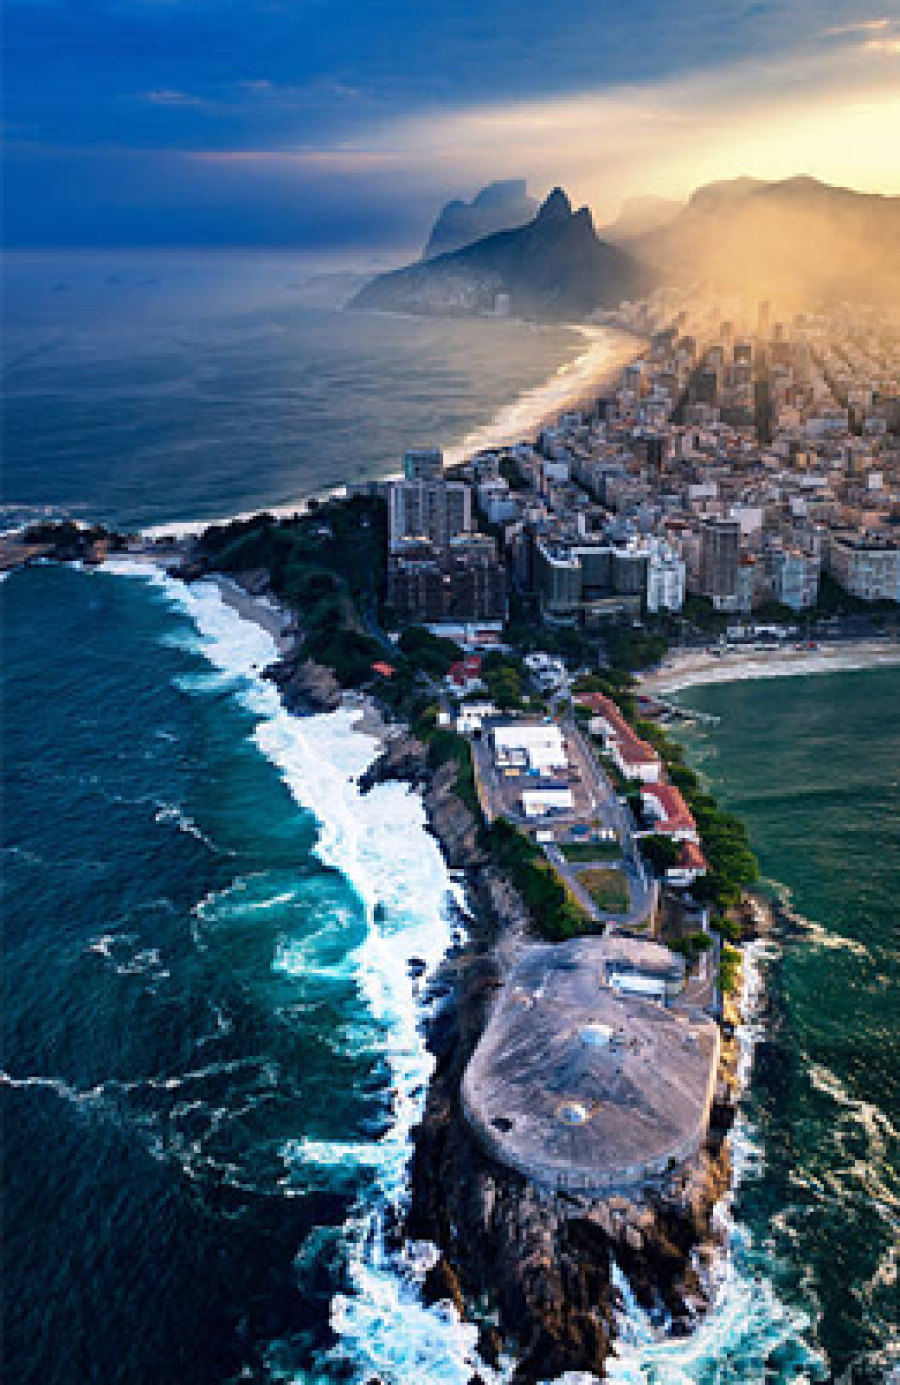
{"left": 641, "top": 784, "right": 699, "bottom": 841}
{"left": 462, "top": 936, "right": 720, "bottom": 1193}
{"left": 491, "top": 721, "right": 568, "bottom": 774}
{"left": 577, "top": 692, "right": 662, "bottom": 783}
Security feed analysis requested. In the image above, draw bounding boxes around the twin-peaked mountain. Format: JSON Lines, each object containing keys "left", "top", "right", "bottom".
{"left": 351, "top": 175, "right": 900, "bottom": 321}
{"left": 350, "top": 187, "right": 649, "bottom": 321}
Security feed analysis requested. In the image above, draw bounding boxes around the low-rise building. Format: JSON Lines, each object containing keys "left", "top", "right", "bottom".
{"left": 640, "top": 785, "right": 699, "bottom": 842}
{"left": 578, "top": 693, "right": 662, "bottom": 783}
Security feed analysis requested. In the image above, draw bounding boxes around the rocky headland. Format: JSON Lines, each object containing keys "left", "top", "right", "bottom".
{"left": 359, "top": 730, "right": 740, "bottom": 1382}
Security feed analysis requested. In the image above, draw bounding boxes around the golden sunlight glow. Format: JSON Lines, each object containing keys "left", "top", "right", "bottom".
{"left": 358, "top": 40, "right": 900, "bottom": 218}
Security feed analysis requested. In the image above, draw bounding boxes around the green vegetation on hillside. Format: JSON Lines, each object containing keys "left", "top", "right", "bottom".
{"left": 398, "top": 626, "right": 464, "bottom": 677}
{"left": 603, "top": 627, "right": 668, "bottom": 672}
{"left": 640, "top": 834, "right": 683, "bottom": 874}
{"left": 635, "top": 722, "right": 758, "bottom": 912}
{"left": 667, "top": 931, "right": 713, "bottom": 964}
{"left": 719, "top": 943, "right": 742, "bottom": 997}
{"left": 483, "top": 819, "right": 593, "bottom": 942}
{"left": 479, "top": 652, "right": 528, "bottom": 709}
{"left": 198, "top": 499, "right": 388, "bottom": 687}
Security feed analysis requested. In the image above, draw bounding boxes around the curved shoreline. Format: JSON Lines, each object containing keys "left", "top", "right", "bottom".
{"left": 137, "top": 321, "right": 640, "bottom": 541}
{"left": 639, "top": 637, "right": 900, "bottom": 696}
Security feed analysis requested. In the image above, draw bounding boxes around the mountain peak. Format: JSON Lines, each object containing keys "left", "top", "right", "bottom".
{"left": 423, "top": 179, "right": 538, "bottom": 258}
{"left": 537, "top": 187, "right": 573, "bottom": 221}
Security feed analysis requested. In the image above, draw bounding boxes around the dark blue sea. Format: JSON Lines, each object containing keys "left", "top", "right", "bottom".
{"left": 2, "top": 255, "right": 899, "bottom": 1382}
{"left": 1, "top": 250, "right": 585, "bottom": 533}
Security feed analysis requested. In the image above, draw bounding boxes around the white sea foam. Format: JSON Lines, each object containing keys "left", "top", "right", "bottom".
{"left": 604, "top": 941, "right": 828, "bottom": 1385}
{"left": 106, "top": 561, "right": 500, "bottom": 1384}
{"left": 154, "top": 803, "right": 234, "bottom": 855}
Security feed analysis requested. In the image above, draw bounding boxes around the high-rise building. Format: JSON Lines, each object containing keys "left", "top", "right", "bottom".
{"left": 827, "top": 534, "right": 900, "bottom": 602}
{"left": 699, "top": 518, "right": 741, "bottom": 608}
{"left": 646, "top": 542, "right": 686, "bottom": 613}
{"left": 403, "top": 448, "right": 444, "bottom": 481}
{"left": 388, "top": 479, "right": 472, "bottom": 551}
{"left": 387, "top": 536, "right": 507, "bottom": 623}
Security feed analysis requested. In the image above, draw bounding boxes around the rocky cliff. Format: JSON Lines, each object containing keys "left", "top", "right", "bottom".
{"left": 360, "top": 740, "right": 740, "bottom": 1381}
{"left": 424, "top": 180, "right": 539, "bottom": 259}
{"left": 351, "top": 187, "right": 648, "bottom": 323}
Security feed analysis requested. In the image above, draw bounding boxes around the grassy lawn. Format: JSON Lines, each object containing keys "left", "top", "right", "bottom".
{"left": 578, "top": 867, "right": 630, "bottom": 913}
{"left": 560, "top": 840, "right": 621, "bottom": 863}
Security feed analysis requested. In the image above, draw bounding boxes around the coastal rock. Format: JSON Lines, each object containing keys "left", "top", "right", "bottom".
{"left": 401, "top": 822, "right": 735, "bottom": 1380}
{"left": 263, "top": 654, "right": 342, "bottom": 713}
{"left": 358, "top": 734, "right": 428, "bottom": 793}
{"left": 421, "top": 1257, "right": 465, "bottom": 1316}
{"left": 423, "top": 763, "right": 484, "bottom": 870}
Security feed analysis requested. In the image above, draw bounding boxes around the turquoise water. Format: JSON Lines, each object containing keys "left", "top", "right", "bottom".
{"left": 613, "top": 669, "right": 899, "bottom": 1384}
{"left": 3, "top": 568, "right": 899, "bottom": 1382}
{"left": 1, "top": 562, "right": 482, "bottom": 1384}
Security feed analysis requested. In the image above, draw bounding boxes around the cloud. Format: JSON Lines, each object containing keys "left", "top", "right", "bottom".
{"left": 824, "top": 17, "right": 891, "bottom": 35}
{"left": 862, "top": 36, "right": 900, "bottom": 54}
{"left": 144, "top": 87, "right": 212, "bottom": 108}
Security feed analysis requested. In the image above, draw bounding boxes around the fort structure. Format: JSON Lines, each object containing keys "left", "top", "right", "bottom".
{"left": 462, "top": 935, "right": 720, "bottom": 1193}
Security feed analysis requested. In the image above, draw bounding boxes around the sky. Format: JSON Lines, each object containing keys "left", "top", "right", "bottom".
{"left": 3, "top": 0, "right": 900, "bottom": 252}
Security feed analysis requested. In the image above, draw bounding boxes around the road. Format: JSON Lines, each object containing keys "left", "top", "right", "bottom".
{"left": 471, "top": 713, "right": 657, "bottom": 929}
{"left": 559, "top": 715, "right": 657, "bottom": 928}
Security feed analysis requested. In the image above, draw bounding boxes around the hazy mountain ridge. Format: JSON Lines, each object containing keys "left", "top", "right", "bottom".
{"left": 351, "top": 187, "right": 648, "bottom": 321}
{"left": 637, "top": 175, "right": 900, "bottom": 303}
{"left": 424, "top": 179, "right": 539, "bottom": 258}
{"left": 600, "top": 194, "right": 683, "bottom": 243}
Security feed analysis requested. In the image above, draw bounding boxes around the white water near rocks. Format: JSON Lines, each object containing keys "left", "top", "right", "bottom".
{"left": 603, "top": 942, "right": 826, "bottom": 1385}
{"left": 105, "top": 562, "right": 503, "bottom": 1383}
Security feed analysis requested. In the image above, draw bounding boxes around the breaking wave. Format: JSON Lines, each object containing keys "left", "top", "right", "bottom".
{"left": 106, "top": 561, "right": 499, "bottom": 1383}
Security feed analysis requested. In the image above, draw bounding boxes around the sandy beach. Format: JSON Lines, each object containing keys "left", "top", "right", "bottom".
{"left": 141, "top": 322, "right": 641, "bottom": 541}
{"left": 443, "top": 323, "right": 642, "bottom": 465}
{"left": 639, "top": 638, "right": 900, "bottom": 696}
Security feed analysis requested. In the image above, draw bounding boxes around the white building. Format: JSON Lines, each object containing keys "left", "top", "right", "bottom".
{"left": 827, "top": 534, "right": 900, "bottom": 602}
{"left": 492, "top": 722, "right": 568, "bottom": 775}
{"left": 455, "top": 701, "right": 499, "bottom": 735}
{"left": 521, "top": 787, "right": 574, "bottom": 819}
{"left": 646, "top": 540, "right": 686, "bottom": 613}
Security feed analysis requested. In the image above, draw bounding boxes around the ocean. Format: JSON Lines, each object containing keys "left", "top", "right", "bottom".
{"left": 611, "top": 669, "right": 900, "bottom": 1384}
{"left": 2, "top": 257, "right": 898, "bottom": 1383}
{"left": 2, "top": 560, "right": 484, "bottom": 1384}
{"left": 1, "top": 250, "right": 591, "bottom": 535}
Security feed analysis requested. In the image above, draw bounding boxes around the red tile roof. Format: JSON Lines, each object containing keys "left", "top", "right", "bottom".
{"left": 577, "top": 692, "right": 660, "bottom": 769}
{"left": 679, "top": 841, "right": 708, "bottom": 872}
{"left": 642, "top": 783, "right": 697, "bottom": 836}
